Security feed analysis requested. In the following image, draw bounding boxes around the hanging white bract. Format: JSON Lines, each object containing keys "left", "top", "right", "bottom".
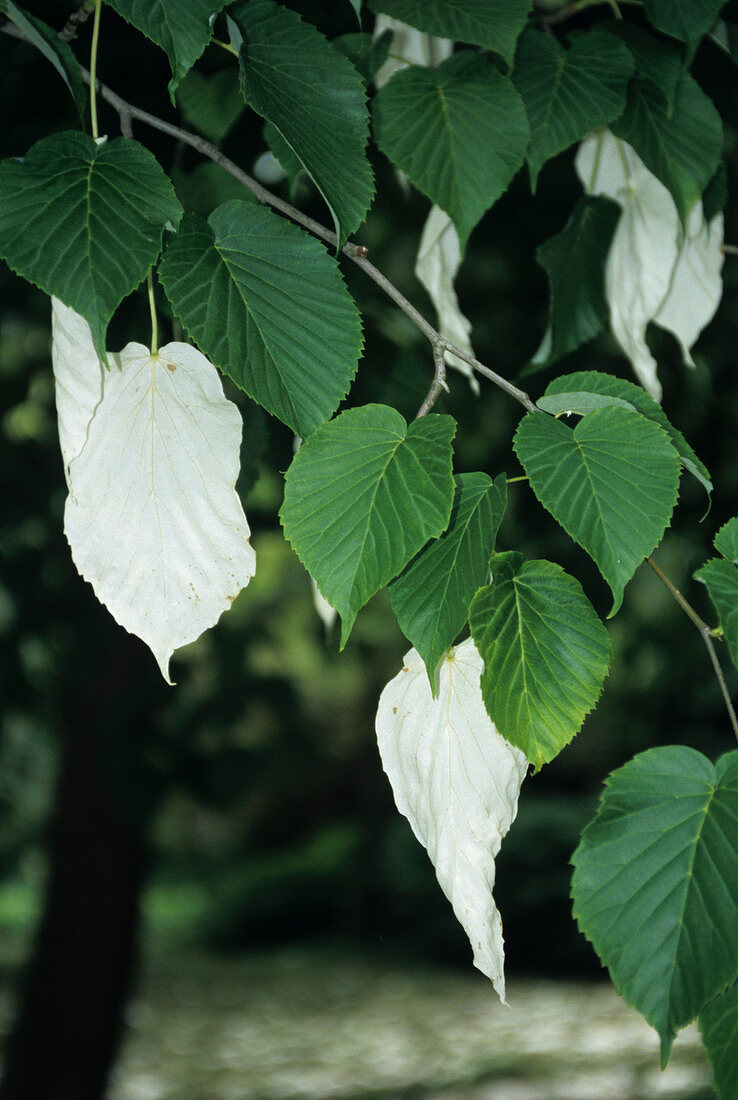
{"left": 415, "top": 205, "right": 480, "bottom": 393}
{"left": 52, "top": 299, "right": 256, "bottom": 682}
{"left": 375, "top": 638, "right": 528, "bottom": 1001}
{"left": 576, "top": 130, "right": 724, "bottom": 402}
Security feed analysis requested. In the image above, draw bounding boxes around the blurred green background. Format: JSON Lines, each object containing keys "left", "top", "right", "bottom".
{"left": 1, "top": 2, "right": 737, "bottom": 1097}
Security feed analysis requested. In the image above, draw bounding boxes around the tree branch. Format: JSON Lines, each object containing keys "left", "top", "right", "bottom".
{"left": 647, "top": 556, "right": 738, "bottom": 743}
{"left": 415, "top": 341, "right": 449, "bottom": 418}
{"left": 64, "top": 48, "right": 535, "bottom": 413}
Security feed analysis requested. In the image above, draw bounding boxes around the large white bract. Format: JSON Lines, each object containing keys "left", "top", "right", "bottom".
{"left": 52, "top": 300, "right": 256, "bottom": 682}
{"left": 375, "top": 638, "right": 528, "bottom": 1001}
{"left": 576, "top": 129, "right": 724, "bottom": 402}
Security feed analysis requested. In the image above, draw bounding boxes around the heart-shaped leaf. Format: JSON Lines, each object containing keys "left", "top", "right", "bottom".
{"left": 514, "top": 407, "right": 681, "bottom": 614}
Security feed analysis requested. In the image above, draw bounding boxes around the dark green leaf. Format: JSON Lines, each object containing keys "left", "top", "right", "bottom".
{"left": 695, "top": 558, "right": 738, "bottom": 672}
{"left": 228, "top": 0, "right": 373, "bottom": 246}
{"left": 262, "top": 122, "right": 305, "bottom": 191}
{"left": 701, "top": 981, "right": 738, "bottom": 1100}
{"left": 367, "top": 0, "right": 531, "bottom": 66}
{"left": 105, "top": 0, "right": 228, "bottom": 98}
{"left": 390, "top": 472, "right": 506, "bottom": 693}
{"left": 470, "top": 552, "right": 611, "bottom": 768}
{"left": 176, "top": 68, "right": 243, "bottom": 144}
{"left": 514, "top": 407, "right": 681, "bottom": 614}
{"left": 715, "top": 517, "right": 738, "bottom": 563}
{"left": 280, "top": 405, "right": 456, "bottom": 646}
{"left": 703, "top": 161, "right": 729, "bottom": 222}
{"left": 611, "top": 75, "right": 723, "bottom": 222}
{"left": 601, "top": 21, "right": 682, "bottom": 110}
{"left": 158, "top": 201, "right": 362, "bottom": 437}
{"left": 572, "top": 746, "right": 738, "bottom": 1063}
{"left": 332, "top": 30, "right": 392, "bottom": 83}
{"left": 513, "top": 30, "right": 633, "bottom": 188}
{"left": 4, "top": 1, "right": 86, "bottom": 117}
{"left": 643, "top": 0, "right": 728, "bottom": 58}
{"left": 373, "top": 53, "right": 528, "bottom": 250}
{"left": 0, "top": 131, "right": 182, "bottom": 359}
{"left": 543, "top": 371, "right": 712, "bottom": 497}
{"left": 535, "top": 197, "right": 620, "bottom": 365}
{"left": 171, "top": 162, "right": 258, "bottom": 216}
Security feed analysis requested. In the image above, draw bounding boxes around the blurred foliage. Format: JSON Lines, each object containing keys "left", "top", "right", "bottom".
{"left": 0, "top": 0, "right": 737, "bottom": 983}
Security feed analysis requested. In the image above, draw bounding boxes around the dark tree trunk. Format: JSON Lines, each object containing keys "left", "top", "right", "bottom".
{"left": 0, "top": 636, "right": 154, "bottom": 1100}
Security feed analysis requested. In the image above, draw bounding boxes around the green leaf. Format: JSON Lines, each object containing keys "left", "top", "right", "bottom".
{"left": 281, "top": 405, "right": 456, "bottom": 647}
{"left": 3, "top": 1, "right": 86, "bottom": 117}
{"left": 347, "top": 0, "right": 362, "bottom": 20}
{"left": 601, "top": 21, "right": 683, "bottom": 110}
{"left": 611, "top": 75, "right": 723, "bottom": 222}
{"left": 543, "top": 371, "right": 712, "bottom": 498}
{"left": 513, "top": 30, "right": 633, "bottom": 189}
{"left": 643, "top": 0, "right": 728, "bottom": 58}
{"left": 0, "top": 131, "right": 182, "bottom": 360}
{"left": 332, "top": 31, "right": 392, "bottom": 83}
{"left": 470, "top": 553, "right": 611, "bottom": 769}
{"left": 514, "top": 407, "right": 681, "bottom": 615}
{"left": 537, "top": 392, "right": 636, "bottom": 417}
{"left": 171, "top": 162, "right": 258, "bottom": 217}
{"left": 715, "top": 517, "right": 738, "bottom": 563}
{"left": 695, "top": 558, "right": 738, "bottom": 672}
{"left": 228, "top": 0, "right": 373, "bottom": 247}
{"left": 158, "top": 201, "right": 362, "bottom": 437}
{"left": 390, "top": 472, "right": 507, "bottom": 693}
{"left": 262, "top": 121, "right": 305, "bottom": 193}
{"left": 367, "top": 0, "right": 531, "bottom": 67}
{"left": 572, "top": 746, "right": 738, "bottom": 1064}
{"left": 701, "top": 980, "right": 738, "bottom": 1100}
{"left": 176, "top": 68, "right": 243, "bottom": 144}
{"left": 703, "top": 161, "right": 729, "bottom": 222}
{"left": 535, "top": 197, "right": 621, "bottom": 365}
{"left": 373, "top": 53, "right": 528, "bottom": 250}
{"left": 105, "top": 0, "right": 227, "bottom": 98}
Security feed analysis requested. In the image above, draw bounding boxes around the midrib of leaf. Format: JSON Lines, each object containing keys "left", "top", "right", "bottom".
{"left": 512, "top": 577, "right": 535, "bottom": 740}
{"left": 538, "top": 54, "right": 567, "bottom": 139}
{"left": 426, "top": 498, "right": 485, "bottom": 655}
{"left": 214, "top": 241, "right": 302, "bottom": 425}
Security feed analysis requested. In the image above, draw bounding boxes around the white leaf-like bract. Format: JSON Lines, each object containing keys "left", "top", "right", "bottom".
{"left": 415, "top": 205, "right": 480, "bottom": 393}
{"left": 51, "top": 298, "right": 104, "bottom": 490}
{"left": 57, "top": 321, "right": 255, "bottom": 682}
{"left": 373, "top": 16, "right": 453, "bottom": 89}
{"left": 375, "top": 638, "right": 528, "bottom": 1000}
{"left": 576, "top": 130, "right": 724, "bottom": 402}
{"left": 311, "top": 577, "right": 337, "bottom": 633}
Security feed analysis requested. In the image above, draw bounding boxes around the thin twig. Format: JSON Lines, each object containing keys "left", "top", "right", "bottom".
{"left": 0, "top": 19, "right": 538, "bottom": 413}
{"left": 415, "top": 341, "right": 449, "bottom": 417}
{"left": 60, "top": 1, "right": 94, "bottom": 43}
{"left": 647, "top": 556, "right": 738, "bottom": 743}
{"left": 722, "top": 244, "right": 738, "bottom": 255}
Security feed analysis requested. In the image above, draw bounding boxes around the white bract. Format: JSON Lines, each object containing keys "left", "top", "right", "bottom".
{"left": 375, "top": 638, "right": 528, "bottom": 1001}
{"left": 415, "top": 205, "right": 479, "bottom": 393}
{"left": 51, "top": 299, "right": 104, "bottom": 489}
{"left": 52, "top": 301, "right": 256, "bottom": 682}
{"left": 576, "top": 130, "right": 724, "bottom": 402}
{"left": 373, "top": 16, "right": 452, "bottom": 89}
{"left": 311, "top": 577, "right": 337, "bottom": 633}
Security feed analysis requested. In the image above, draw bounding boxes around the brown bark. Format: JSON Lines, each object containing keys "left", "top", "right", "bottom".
{"left": 0, "top": 637, "right": 153, "bottom": 1100}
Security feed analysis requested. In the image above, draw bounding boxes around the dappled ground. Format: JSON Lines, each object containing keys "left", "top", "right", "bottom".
{"left": 91, "top": 946, "right": 712, "bottom": 1100}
